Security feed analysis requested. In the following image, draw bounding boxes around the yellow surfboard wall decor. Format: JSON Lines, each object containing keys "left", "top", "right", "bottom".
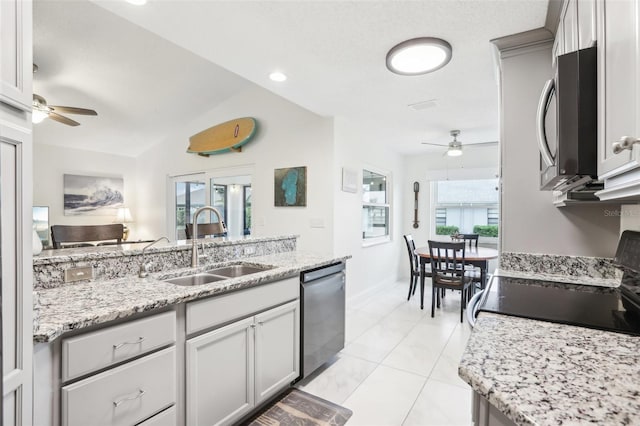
{"left": 188, "top": 117, "right": 257, "bottom": 156}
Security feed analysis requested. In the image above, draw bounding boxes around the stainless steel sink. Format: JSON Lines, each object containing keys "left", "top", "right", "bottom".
{"left": 164, "top": 273, "right": 227, "bottom": 286}
{"left": 206, "top": 264, "right": 273, "bottom": 278}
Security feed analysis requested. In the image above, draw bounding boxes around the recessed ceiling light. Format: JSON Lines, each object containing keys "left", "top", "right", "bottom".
{"left": 269, "top": 71, "right": 287, "bottom": 82}
{"left": 126, "top": 0, "right": 147, "bottom": 5}
{"left": 386, "top": 37, "right": 452, "bottom": 76}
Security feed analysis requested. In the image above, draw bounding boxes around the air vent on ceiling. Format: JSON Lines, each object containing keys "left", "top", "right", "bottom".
{"left": 408, "top": 99, "right": 439, "bottom": 111}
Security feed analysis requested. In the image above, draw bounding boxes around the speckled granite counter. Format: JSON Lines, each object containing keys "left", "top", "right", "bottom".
{"left": 34, "top": 251, "right": 348, "bottom": 343}
{"left": 459, "top": 258, "right": 638, "bottom": 426}
{"left": 459, "top": 312, "right": 640, "bottom": 425}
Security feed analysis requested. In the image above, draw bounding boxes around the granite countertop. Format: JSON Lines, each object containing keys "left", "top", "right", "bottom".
{"left": 459, "top": 269, "right": 639, "bottom": 425}
{"left": 459, "top": 313, "right": 640, "bottom": 425}
{"left": 34, "top": 251, "right": 348, "bottom": 343}
{"left": 33, "top": 234, "right": 298, "bottom": 265}
{"left": 494, "top": 268, "right": 621, "bottom": 287}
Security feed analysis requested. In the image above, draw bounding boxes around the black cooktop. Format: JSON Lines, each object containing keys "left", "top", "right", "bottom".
{"left": 477, "top": 275, "right": 640, "bottom": 336}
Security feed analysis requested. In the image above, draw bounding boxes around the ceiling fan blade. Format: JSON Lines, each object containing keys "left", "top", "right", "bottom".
{"left": 50, "top": 105, "right": 97, "bottom": 116}
{"left": 48, "top": 112, "right": 81, "bottom": 126}
{"left": 421, "top": 142, "right": 447, "bottom": 146}
{"left": 466, "top": 141, "right": 499, "bottom": 147}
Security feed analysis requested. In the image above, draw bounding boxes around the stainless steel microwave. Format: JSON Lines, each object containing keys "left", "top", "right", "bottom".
{"left": 537, "top": 46, "right": 597, "bottom": 191}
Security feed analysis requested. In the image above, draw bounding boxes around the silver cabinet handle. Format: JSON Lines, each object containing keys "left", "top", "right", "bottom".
{"left": 113, "top": 337, "right": 145, "bottom": 350}
{"left": 612, "top": 136, "right": 640, "bottom": 154}
{"left": 536, "top": 78, "right": 555, "bottom": 168}
{"left": 257, "top": 321, "right": 264, "bottom": 326}
{"left": 113, "top": 389, "right": 145, "bottom": 407}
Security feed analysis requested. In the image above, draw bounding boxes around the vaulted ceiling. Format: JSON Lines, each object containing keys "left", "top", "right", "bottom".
{"left": 33, "top": 0, "right": 548, "bottom": 158}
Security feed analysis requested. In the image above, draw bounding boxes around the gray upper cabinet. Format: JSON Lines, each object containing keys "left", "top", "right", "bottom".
{"left": 595, "top": 0, "right": 640, "bottom": 200}
{"left": 0, "top": 0, "right": 32, "bottom": 111}
{"left": 577, "top": 0, "right": 597, "bottom": 49}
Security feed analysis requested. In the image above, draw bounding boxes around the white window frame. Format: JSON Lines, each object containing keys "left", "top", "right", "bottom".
{"left": 166, "top": 165, "right": 254, "bottom": 240}
{"left": 362, "top": 166, "right": 392, "bottom": 247}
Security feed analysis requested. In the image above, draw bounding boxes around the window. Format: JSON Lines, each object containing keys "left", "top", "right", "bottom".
{"left": 362, "top": 169, "right": 390, "bottom": 242}
{"left": 169, "top": 167, "right": 253, "bottom": 240}
{"left": 433, "top": 179, "right": 499, "bottom": 237}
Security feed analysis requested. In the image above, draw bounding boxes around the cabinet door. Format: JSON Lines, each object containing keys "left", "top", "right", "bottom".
{"left": 186, "top": 317, "right": 255, "bottom": 426}
{"left": 254, "top": 300, "right": 300, "bottom": 404}
{"left": 597, "top": 0, "right": 640, "bottom": 178}
{"left": 562, "top": 0, "right": 579, "bottom": 53}
{"left": 0, "top": 120, "right": 33, "bottom": 426}
{"left": 578, "top": 0, "right": 597, "bottom": 49}
{"left": 0, "top": 0, "right": 32, "bottom": 111}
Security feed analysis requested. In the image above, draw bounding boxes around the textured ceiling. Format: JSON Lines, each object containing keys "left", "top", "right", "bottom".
{"left": 33, "top": 0, "right": 548, "bottom": 157}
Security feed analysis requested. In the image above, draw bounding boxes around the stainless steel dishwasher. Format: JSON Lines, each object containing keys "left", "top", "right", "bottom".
{"left": 300, "top": 261, "right": 345, "bottom": 379}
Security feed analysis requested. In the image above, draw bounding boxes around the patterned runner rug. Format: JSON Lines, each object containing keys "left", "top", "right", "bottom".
{"left": 244, "top": 388, "right": 353, "bottom": 426}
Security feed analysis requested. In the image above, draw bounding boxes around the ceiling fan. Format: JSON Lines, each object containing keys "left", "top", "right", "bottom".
{"left": 31, "top": 64, "right": 97, "bottom": 126}
{"left": 421, "top": 130, "right": 498, "bottom": 157}
{"left": 32, "top": 93, "right": 98, "bottom": 126}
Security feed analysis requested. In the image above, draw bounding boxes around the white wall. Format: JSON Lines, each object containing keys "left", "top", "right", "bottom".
{"left": 134, "top": 85, "right": 335, "bottom": 253}
{"left": 333, "top": 117, "right": 404, "bottom": 300}
{"left": 499, "top": 43, "right": 620, "bottom": 257}
{"left": 32, "top": 144, "right": 138, "bottom": 237}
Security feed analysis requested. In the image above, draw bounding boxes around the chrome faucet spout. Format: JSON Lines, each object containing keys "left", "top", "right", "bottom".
{"left": 191, "top": 206, "right": 226, "bottom": 268}
{"left": 139, "top": 237, "right": 170, "bottom": 278}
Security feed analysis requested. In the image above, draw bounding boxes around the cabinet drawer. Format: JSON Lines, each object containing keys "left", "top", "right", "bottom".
{"left": 61, "top": 347, "right": 176, "bottom": 426}
{"left": 137, "top": 405, "right": 176, "bottom": 426}
{"left": 62, "top": 310, "right": 176, "bottom": 381}
{"left": 187, "top": 276, "right": 299, "bottom": 335}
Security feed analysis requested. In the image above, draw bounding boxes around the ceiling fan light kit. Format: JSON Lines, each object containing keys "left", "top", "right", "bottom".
{"left": 421, "top": 129, "right": 498, "bottom": 156}
{"left": 386, "top": 37, "right": 452, "bottom": 75}
{"left": 31, "top": 93, "right": 97, "bottom": 127}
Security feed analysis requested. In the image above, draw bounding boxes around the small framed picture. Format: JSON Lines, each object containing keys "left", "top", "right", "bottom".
{"left": 274, "top": 166, "right": 307, "bottom": 207}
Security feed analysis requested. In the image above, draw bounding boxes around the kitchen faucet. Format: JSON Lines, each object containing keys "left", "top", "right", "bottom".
{"left": 138, "top": 236, "right": 170, "bottom": 278}
{"left": 191, "top": 206, "right": 226, "bottom": 268}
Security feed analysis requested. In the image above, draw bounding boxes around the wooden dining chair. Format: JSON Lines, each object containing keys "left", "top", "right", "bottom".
{"left": 428, "top": 240, "right": 473, "bottom": 322}
{"left": 458, "top": 233, "right": 482, "bottom": 289}
{"left": 404, "top": 235, "right": 431, "bottom": 301}
{"left": 460, "top": 233, "right": 479, "bottom": 250}
{"left": 50, "top": 224, "right": 123, "bottom": 249}
{"left": 185, "top": 222, "right": 226, "bottom": 239}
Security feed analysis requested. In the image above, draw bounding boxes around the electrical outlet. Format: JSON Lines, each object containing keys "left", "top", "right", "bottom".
{"left": 64, "top": 266, "right": 94, "bottom": 283}
{"left": 244, "top": 246, "right": 256, "bottom": 255}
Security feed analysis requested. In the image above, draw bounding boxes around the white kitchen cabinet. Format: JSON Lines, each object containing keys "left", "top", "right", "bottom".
{"left": 0, "top": 0, "right": 33, "bottom": 424}
{"left": 186, "top": 300, "right": 300, "bottom": 426}
{"left": 254, "top": 301, "right": 300, "bottom": 404}
{"left": 595, "top": 0, "right": 640, "bottom": 200}
{"left": 577, "top": 0, "right": 597, "bottom": 49}
{"left": 562, "top": 0, "right": 579, "bottom": 53}
{"left": 61, "top": 347, "right": 176, "bottom": 426}
{"left": 0, "top": 0, "right": 32, "bottom": 111}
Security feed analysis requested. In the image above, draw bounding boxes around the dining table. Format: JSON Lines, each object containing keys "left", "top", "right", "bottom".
{"left": 415, "top": 245, "right": 499, "bottom": 310}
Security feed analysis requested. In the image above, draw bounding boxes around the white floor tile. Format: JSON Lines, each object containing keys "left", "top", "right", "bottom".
{"left": 342, "top": 319, "right": 417, "bottom": 363}
{"left": 297, "top": 354, "right": 377, "bottom": 405}
{"left": 403, "top": 378, "right": 472, "bottom": 426}
{"left": 344, "top": 365, "right": 426, "bottom": 426}
{"left": 302, "top": 279, "right": 475, "bottom": 426}
{"left": 346, "top": 310, "right": 382, "bottom": 343}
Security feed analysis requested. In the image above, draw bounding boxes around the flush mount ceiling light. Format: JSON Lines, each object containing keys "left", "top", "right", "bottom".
{"left": 126, "top": 0, "right": 147, "bottom": 5}
{"left": 269, "top": 71, "right": 287, "bottom": 82}
{"left": 386, "top": 37, "right": 452, "bottom": 75}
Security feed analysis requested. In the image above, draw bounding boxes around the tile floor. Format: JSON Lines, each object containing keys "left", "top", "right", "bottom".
{"left": 297, "top": 279, "right": 473, "bottom": 426}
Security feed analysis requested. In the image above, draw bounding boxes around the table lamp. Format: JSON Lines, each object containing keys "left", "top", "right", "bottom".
{"left": 114, "top": 207, "right": 133, "bottom": 241}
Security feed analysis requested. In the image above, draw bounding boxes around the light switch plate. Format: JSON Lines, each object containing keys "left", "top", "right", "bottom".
{"left": 64, "top": 266, "right": 94, "bottom": 283}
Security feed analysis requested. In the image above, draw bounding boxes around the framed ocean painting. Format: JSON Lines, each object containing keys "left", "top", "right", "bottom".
{"left": 63, "top": 174, "right": 124, "bottom": 216}
{"left": 274, "top": 167, "right": 307, "bottom": 207}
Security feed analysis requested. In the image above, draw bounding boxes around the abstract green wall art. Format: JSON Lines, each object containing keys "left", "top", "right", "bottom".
{"left": 274, "top": 166, "right": 307, "bottom": 207}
